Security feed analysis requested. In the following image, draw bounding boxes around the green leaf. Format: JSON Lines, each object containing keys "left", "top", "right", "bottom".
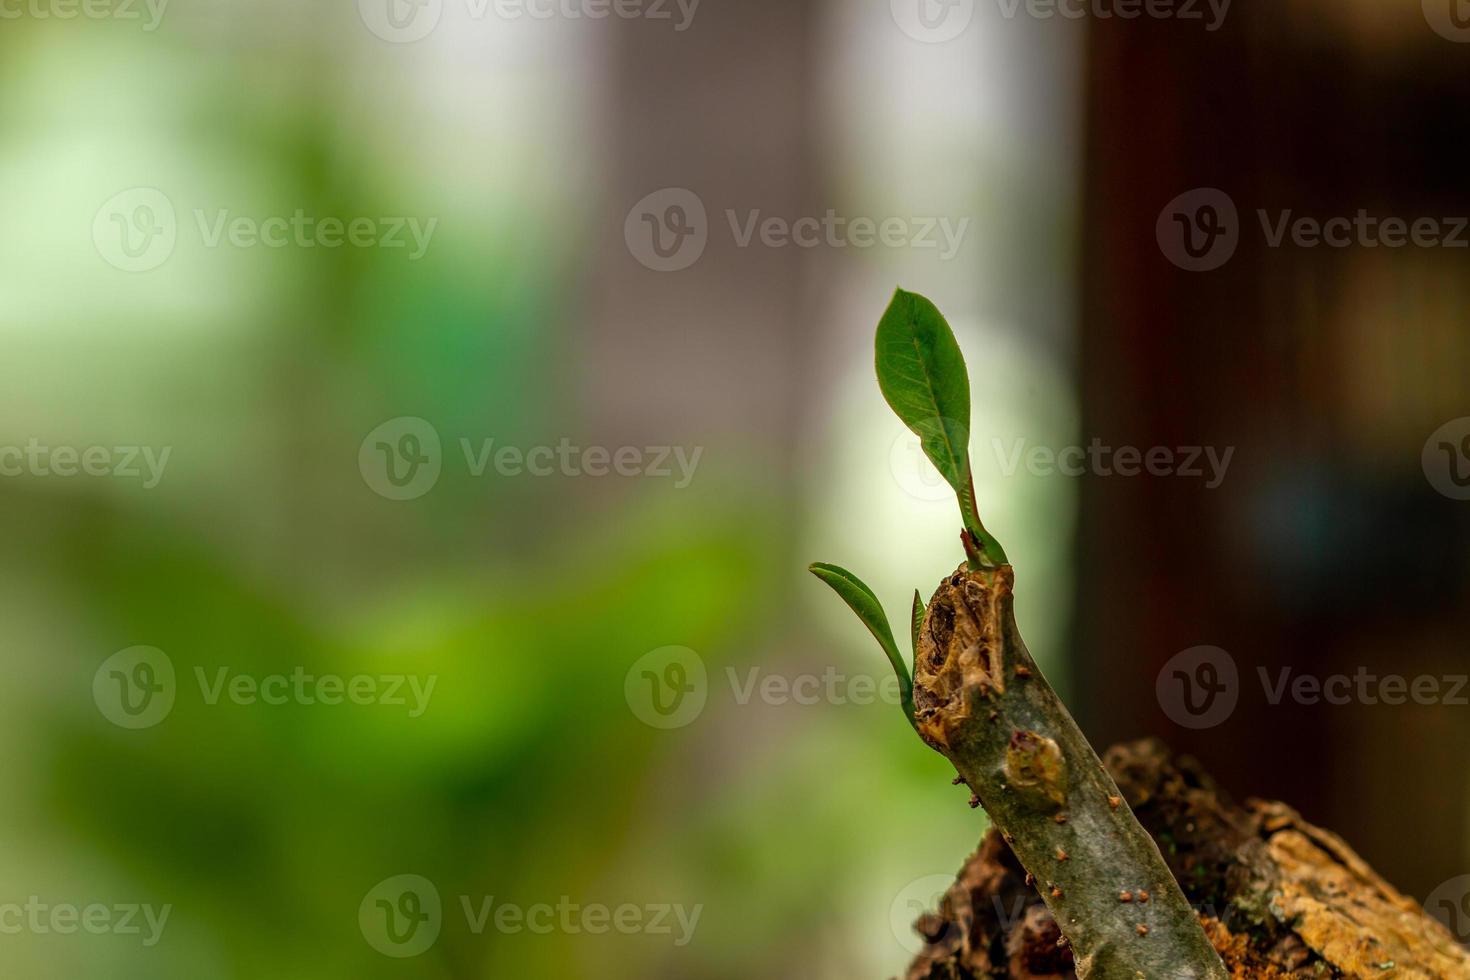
{"left": 911, "top": 589, "right": 924, "bottom": 660}
{"left": 808, "top": 563, "right": 915, "bottom": 727}
{"left": 875, "top": 288, "right": 1007, "bottom": 567}
{"left": 876, "top": 288, "right": 972, "bottom": 495}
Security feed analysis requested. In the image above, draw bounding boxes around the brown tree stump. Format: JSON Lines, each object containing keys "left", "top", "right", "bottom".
{"left": 905, "top": 739, "right": 1470, "bottom": 979}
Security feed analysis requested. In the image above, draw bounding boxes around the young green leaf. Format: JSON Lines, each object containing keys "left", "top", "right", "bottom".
{"left": 875, "top": 288, "right": 973, "bottom": 494}
{"left": 911, "top": 589, "right": 924, "bottom": 660}
{"left": 808, "top": 563, "right": 915, "bottom": 727}
{"left": 876, "top": 288, "right": 1008, "bottom": 567}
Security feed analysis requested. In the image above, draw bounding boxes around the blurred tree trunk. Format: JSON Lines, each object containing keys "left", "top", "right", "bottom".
{"left": 1076, "top": 2, "right": 1470, "bottom": 903}
{"left": 577, "top": 3, "right": 819, "bottom": 488}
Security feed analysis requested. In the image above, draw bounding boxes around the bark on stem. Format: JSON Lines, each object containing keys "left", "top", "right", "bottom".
{"left": 913, "top": 564, "right": 1229, "bottom": 980}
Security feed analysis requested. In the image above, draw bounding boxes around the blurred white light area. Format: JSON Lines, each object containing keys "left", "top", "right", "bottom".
{"left": 805, "top": 0, "right": 1082, "bottom": 652}
{"left": 814, "top": 0, "right": 1085, "bottom": 249}
{"left": 0, "top": 31, "right": 276, "bottom": 328}
{"left": 340, "top": 5, "right": 602, "bottom": 239}
{"left": 803, "top": 9, "right": 1082, "bottom": 971}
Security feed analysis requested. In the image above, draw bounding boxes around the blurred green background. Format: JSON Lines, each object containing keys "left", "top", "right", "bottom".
{"left": 0, "top": 2, "right": 1081, "bottom": 976}
{"left": 7, "top": 0, "right": 1470, "bottom": 976}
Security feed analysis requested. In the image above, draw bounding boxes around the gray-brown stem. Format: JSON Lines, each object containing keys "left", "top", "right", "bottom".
{"left": 913, "top": 564, "right": 1229, "bottom": 980}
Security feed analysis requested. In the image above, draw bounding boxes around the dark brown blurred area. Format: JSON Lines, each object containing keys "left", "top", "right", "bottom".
{"left": 1076, "top": 1, "right": 1470, "bottom": 900}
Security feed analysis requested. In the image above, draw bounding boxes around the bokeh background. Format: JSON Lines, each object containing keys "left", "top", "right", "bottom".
{"left": 2, "top": 0, "right": 1468, "bottom": 976}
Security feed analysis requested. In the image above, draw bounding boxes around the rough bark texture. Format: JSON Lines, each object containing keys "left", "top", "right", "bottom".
{"left": 914, "top": 564, "right": 1229, "bottom": 978}
{"left": 904, "top": 739, "right": 1470, "bottom": 979}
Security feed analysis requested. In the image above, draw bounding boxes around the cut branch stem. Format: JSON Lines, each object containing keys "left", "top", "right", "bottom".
{"left": 912, "top": 564, "right": 1229, "bottom": 979}
{"left": 815, "top": 286, "right": 1228, "bottom": 978}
